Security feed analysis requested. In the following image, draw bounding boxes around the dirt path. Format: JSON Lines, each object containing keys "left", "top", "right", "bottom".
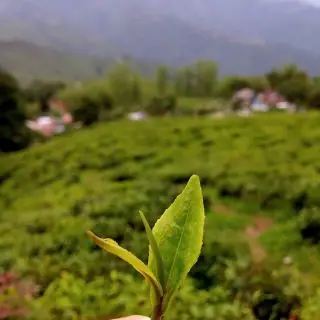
{"left": 245, "top": 217, "right": 274, "bottom": 263}
{"left": 213, "top": 203, "right": 274, "bottom": 264}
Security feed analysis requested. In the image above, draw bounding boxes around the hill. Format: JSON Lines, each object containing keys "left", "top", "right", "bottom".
{"left": 150, "top": 0, "right": 320, "bottom": 55}
{"left": 2, "top": 1, "right": 320, "bottom": 75}
{"left": 0, "top": 40, "right": 116, "bottom": 84}
{"left": 0, "top": 114, "right": 319, "bottom": 319}
{"left": 0, "top": 40, "right": 155, "bottom": 85}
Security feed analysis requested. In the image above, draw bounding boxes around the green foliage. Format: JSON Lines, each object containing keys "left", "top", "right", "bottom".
{"left": 30, "top": 271, "right": 254, "bottom": 320}
{"left": 300, "top": 288, "right": 320, "bottom": 320}
{"left": 177, "top": 97, "right": 227, "bottom": 115}
{"left": 166, "top": 281, "right": 254, "bottom": 320}
{"left": 174, "top": 61, "right": 218, "bottom": 97}
{"left": 58, "top": 62, "right": 147, "bottom": 125}
{"left": 107, "top": 62, "right": 142, "bottom": 107}
{"left": 88, "top": 176, "right": 205, "bottom": 319}
{"left": 156, "top": 65, "right": 169, "bottom": 95}
{"left": 266, "top": 64, "right": 310, "bottom": 104}
{"left": 307, "top": 83, "right": 320, "bottom": 109}
{"left": 87, "top": 230, "right": 163, "bottom": 303}
{"left": 140, "top": 211, "right": 165, "bottom": 288}
{"left": 145, "top": 95, "right": 177, "bottom": 116}
{"left": 149, "top": 176, "right": 204, "bottom": 314}
{"left": 223, "top": 262, "right": 305, "bottom": 320}
{"left": 0, "top": 68, "right": 30, "bottom": 152}
{"left": 59, "top": 83, "right": 114, "bottom": 126}
{"left": 299, "top": 208, "right": 320, "bottom": 245}
{"left": 190, "top": 212, "right": 251, "bottom": 289}
{"left": 30, "top": 271, "right": 150, "bottom": 320}
{"left": 23, "top": 79, "right": 66, "bottom": 106}
{"left": 0, "top": 114, "right": 319, "bottom": 319}
{"left": 29, "top": 60, "right": 320, "bottom": 129}
{"left": 192, "top": 61, "right": 218, "bottom": 97}
{"left": 215, "top": 77, "right": 250, "bottom": 99}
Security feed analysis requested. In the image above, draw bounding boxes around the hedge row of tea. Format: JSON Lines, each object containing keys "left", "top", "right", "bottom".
{"left": 0, "top": 113, "right": 319, "bottom": 319}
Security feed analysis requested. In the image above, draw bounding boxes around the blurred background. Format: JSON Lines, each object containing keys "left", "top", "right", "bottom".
{"left": 0, "top": 1, "right": 320, "bottom": 319}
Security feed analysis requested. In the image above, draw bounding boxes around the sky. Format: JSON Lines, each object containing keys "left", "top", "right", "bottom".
{"left": 277, "top": 0, "right": 320, "bottom": 5}
{"left": 302, "top": 0, "right": 320, "bottom": 5}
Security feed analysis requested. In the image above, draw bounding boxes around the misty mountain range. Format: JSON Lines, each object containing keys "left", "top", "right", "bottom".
{"left": 1, "top": 0, "right": 320, "bottom": 79}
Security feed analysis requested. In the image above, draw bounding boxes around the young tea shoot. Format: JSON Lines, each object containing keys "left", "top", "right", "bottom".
{"left": 87, "top": 174, "right": 205, "bottom": 320}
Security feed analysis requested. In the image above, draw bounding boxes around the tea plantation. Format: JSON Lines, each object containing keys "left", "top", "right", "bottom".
{"left": 0, "top": 113, "right": 319, "bottom": 319}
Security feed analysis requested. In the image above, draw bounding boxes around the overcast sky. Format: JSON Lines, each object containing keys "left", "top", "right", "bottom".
{"left": 303, "top": 0, "right": 320, "bottom": 5}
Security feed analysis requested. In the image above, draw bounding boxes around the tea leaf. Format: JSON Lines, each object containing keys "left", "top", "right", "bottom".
{"left": 148, "top": 175, "right": 205, "bottom": 311}
{"left": 139, "top": 211, "right": 165, "bottom": 287}
{"left": 87, "top": 231, "right": 163, "bottom": 300}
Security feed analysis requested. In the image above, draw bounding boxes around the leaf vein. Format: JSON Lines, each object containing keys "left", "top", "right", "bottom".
{"left": 165, "top": 196, "right": 192, "bottom": 290}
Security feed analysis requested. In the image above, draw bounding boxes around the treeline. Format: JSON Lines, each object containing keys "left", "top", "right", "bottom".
{"left": 1, "top": 60, "right": 320, "bottom": 152}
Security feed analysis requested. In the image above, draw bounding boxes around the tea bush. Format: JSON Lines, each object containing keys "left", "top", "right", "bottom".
{"left": 30, "top": 271, "right": 253, "bottom": 320}
{"left": 0, "top": 113, "right": 319, "bottom": 319}
{"left": 299, "top": 208, "right": 320, "bottom": 244}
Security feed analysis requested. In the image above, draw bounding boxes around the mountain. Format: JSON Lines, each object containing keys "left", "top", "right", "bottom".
{"left": 0, "top": 40, "right": 156, "bottom": 85}
{"left": 0, "top": 40, "right": 116, "bottom": 85}
{"left": 157, "top": 0, "right": 320, "bottom": 55}
{"left": 1, "top": 0, "right": 320, "bottom": 76}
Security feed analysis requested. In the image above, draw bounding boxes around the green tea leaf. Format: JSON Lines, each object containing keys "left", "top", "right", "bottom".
{"left": 87, "top": 231, "right": 163, "bottom": 300}
{"left": 148, "top": 175, "right": 205, "bottom": 311}
{"left": 140, "top": 211, "right": 165, "bottom": 288}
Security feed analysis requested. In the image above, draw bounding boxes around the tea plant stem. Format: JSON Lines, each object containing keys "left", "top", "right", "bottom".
{"left": 151, "top": 303, "right": 163, "bottom": 320}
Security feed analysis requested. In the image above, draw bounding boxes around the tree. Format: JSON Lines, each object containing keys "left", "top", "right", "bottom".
{"left": 174, "top": 61, "right": 218, "bottom": 97}
{"left": 156, "top": 65, "right": 169, "bottom": 95}
{"left": 59, "top": 83, "right": 114, "bottom": 126}
{"left": 24, "top": 80, "right": 66, "bottom": 109}
{"left": 107, "top": 62, "right": 142, "bottom": 107}
{"left": 131, "top": 74, "right": 142, "bottom": 105}
{"left": 193, "top": 60, "right": 218, "bottom": 97}
{"left": 247, "top": 76, "right": 269, "bottom": 92}
{"left": 174, "top": 67, "right": 195, "bottom": 97}
{"left": 0, "top": 68, "right": 30, "bottom": 152}
{"left": 266, "top": 64, "right": 310, "bottom": 104}
{"left": 145, "top": 95, "right": 177, "bottom": 116}
{"left": 215, "top": 76, "right": 253, "bottom": 99}
{"left": 307, "top": 78, "right": 320, "bottom": 109}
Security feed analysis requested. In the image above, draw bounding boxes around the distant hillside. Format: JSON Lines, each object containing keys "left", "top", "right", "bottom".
{"left": 2, "top": 1, "right": 320, "bottom": 76}
{"left": 0, "top": 40, "right": 118, "bottom": 85}
{"left": 147, "top": 0, "right": 320, "bottom": 55}
{"left": 97, "top": 14, "right": 320, "bottom": 76}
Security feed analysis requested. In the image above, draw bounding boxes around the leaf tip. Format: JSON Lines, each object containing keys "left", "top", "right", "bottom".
{"left": 189, "top": 174, "right": 200, "bottom": 185}
{"left": 139, "top": 210, "right": 145, "bottom": 220}
{"left": 86, "top": 230, "right": 93, "bottom": 237}
{"left": 87, "top": 230, "right": 98, "bottom": 242}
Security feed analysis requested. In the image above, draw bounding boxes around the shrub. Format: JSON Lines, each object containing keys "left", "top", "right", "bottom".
{"left": 23, "top": 80, "right": 66, "bottom": 104}
{"left": 107, "top": 62, "right": 143, "bottom": 107}
{"left": 215, "top": 76, "right": 267, "bottom": 99}
{"left": 307, "top": 86, "right": 320, "bottom": 109}
{"left": 59, "top": 84, "right": 114, "bottom": 126}
{"left": 300, "top": 288, "right": 320, "bottom": 320}
{"left": 30, "top": 272, "right": 254, "bottom": 320}
{"left": 266, "top": 64, "right": 310, "bottom": 104}
{"left": 145, "top": 95, "right": 177, "bottom": 116}
{"left": 299, "top": 208, "right": 320, "bottom": 245}
{"left": 0, "top": 114, "right": 319, "bottom": 319}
